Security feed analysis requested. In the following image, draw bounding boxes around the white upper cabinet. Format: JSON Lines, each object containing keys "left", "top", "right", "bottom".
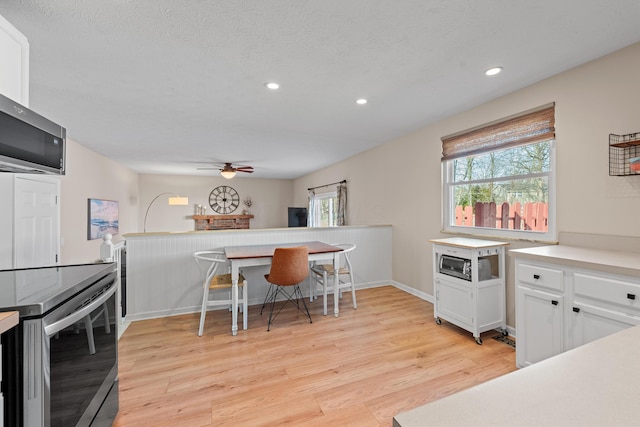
{"left": 0, "top": 13, "right": 29, "bottom": 106}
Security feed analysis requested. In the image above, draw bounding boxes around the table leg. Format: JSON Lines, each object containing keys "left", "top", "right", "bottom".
{"left": 231, "top": 263, "right": 239, "bottom": 336}
{"left": 333, "top": 252, "right": 340, "bottom": 317}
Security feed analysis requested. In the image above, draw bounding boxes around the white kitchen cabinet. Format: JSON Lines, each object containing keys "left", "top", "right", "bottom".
{"left": 571, "top": 302, "right": 640, "bottom": 348}
{"left": 516, "top": 280, "right": 565, "bottom": 367}
{"left": 431, "top": 238, "right": 508, "bottom": 345}
{"left": 515, "top": 261, "right": 566, "bottom": 367}
{"left": 512, "top": 246, "right": 640, "bottom": 368}
{"left": 571, "top": 271, "right": 640, "bottom": 348}
{"left": 0, "top": 13, "right": 29, "bottom": 105}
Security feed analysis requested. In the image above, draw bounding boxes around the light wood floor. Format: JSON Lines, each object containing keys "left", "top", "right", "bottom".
{"left": 113, "top": 286, "right": 516, "bottom": 427}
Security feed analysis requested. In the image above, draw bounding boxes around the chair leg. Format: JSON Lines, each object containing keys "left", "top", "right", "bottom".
{"left": 198, "top": 287, "right": 209, "bottom": 337}
{"left": 84, "top": 315, "right": 96, "bottom": 355}
{"left": 261, "top": 283, "right": 276, "bottom": 315}
{"left": 266, "top": 284, "right": 313, "bottom": 331}
{"left": 294, "top": 284, "right": 312, "bottom": 323}
{"left": 102, "top": 302, "right": 111, "bottom": 334}
{"left": 267, "top": 286, "right": 281, "bottom": 331}
{"left": 350, "top": 271, "right": 357, "bottom": 309}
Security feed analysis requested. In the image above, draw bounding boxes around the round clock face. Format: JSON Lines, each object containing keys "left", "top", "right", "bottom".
{"left": 209, "top": 185, "right": 240, "bottom": 214}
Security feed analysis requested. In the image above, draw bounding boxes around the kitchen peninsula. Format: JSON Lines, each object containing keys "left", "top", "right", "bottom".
{"left": 122, "top": 225, "right": 392, "bottom": 322}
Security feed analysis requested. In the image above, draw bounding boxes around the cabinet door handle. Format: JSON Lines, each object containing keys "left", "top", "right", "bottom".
{"left": 533, "top": 274, "right": 540, "bottom": 280}
{"left": 551, "top": 300, "right": 558, "bottom": 306}
{"left": 573, "top": 307, "right": 580, "bottom": 313}
{"left": 628, "top": 293, "right": 636, "bottom": 300}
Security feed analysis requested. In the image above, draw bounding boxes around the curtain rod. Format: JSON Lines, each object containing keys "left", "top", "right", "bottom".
{"left": 307, "top": 180, "right": 346, "bottom": 191}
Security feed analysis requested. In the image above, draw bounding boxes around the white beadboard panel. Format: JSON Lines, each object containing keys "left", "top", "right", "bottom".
{"left": 124, "top": 226, "right": 392, "bottom": 321}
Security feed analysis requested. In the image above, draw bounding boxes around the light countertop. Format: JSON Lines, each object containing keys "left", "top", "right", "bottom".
{"left": 0, "top": 311, "right": 18, "bottom": 334}
{"left": 393, "top": 324, "right": 640, "bottom": 426}
{"left": 430, "top": 237, "right": 509, "bottom": 249}
{"left": 510, "top": 245, "right": 640, "bottom": 278}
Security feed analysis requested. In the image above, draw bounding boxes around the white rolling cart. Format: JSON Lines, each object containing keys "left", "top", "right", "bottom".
{"left": 430, "top": 237, "right": 509, "bottom": 344}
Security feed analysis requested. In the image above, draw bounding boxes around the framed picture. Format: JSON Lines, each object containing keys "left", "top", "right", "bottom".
{"left": 88, "top": 198, "right": 119, "bottom": 240}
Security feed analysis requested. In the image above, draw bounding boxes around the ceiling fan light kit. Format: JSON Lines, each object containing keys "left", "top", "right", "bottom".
{"left": 220, "top": 169, "right": 236, "bottom": 179}
{"left": 197, "top": 162, "right": 255, "bottom": 178}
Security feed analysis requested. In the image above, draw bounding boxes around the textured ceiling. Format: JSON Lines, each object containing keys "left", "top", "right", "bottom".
{"left": 1, "top": 1, "right": 640, "bottom": 179}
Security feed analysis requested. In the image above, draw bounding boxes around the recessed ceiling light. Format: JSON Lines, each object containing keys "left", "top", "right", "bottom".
{"left": 356, "top": 98, "right": 368, "bottom": 105}
{"left": 265, "top": 82, "right": 280, "bottom": 90}
{"left": 485, "top": 67, "right": 503, "bottom": 76}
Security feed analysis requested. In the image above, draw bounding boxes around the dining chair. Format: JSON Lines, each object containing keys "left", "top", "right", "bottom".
{"left": 193, "top": 250, "right": 248, "bottom": 336}
{"left": 310, "top": 243, "right": 357, "bottom": 315}
{"left": 262, "top": 246, "right": 311, "bottom": 331}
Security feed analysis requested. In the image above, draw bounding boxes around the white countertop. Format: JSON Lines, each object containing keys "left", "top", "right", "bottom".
{"left": 394, "top": 324, "right": 640, "bottom": 426}
{"left": 510, "top": 245, "right": 640, "bottom": 278}
{"left": 430, "top": 237, "right": 509, "bottom": 249}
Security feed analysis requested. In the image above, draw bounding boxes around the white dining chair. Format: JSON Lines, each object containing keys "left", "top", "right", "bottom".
{"left": 193, "top": 250, "right": 248, "bottom": 336}
{"left": 310, "top": 243, "right": 357, "bottom": 315}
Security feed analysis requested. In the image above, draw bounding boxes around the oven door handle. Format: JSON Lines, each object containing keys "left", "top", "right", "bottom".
{"left": 44, "top": 280, "right": 117, "bottom": 337}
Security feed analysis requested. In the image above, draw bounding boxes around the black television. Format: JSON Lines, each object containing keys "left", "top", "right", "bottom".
{"left": 288, "top": 207, "right": 308, "bottom": 227}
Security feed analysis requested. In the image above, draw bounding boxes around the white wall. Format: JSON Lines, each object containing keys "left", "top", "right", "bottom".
{"left": 59, "top": 138, "right": 138, "bottom": 264}
{"left": 294, "top": 41, "right": 640, "bottom": 328}
{"left": 138, "top": 174, "right": 294, "bottom": 232}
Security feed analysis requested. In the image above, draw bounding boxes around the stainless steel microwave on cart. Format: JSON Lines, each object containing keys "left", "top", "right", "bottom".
{"left": 0, "top": 263, "right": 119, "bottom": 427}
{"left": 430, "top": 237, "right": 509, "bottom": 344}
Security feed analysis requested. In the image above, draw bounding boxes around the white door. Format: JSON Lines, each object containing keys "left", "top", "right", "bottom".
{"left": 570, "top": 302, "right": 640, "bottom": 349}
{"left": 14, "top": 175, "right": 59, "bottom": 268}
{"left": 516, "top": 286, "right": 564, "bottom": 367}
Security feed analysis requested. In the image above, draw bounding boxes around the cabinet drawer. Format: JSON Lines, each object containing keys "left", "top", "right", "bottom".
{"left": 517, "top": 263, "right": 564, "bottom": 292}
{"left": 574, "top": 273, "right": 640, "bottom": 309}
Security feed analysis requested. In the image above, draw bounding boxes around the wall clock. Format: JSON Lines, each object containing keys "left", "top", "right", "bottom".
{"left": 209, "top": 185, "right": 240, "bottom": 214}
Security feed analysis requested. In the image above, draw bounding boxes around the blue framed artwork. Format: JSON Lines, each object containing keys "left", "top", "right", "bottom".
{"left": 88, "top": 198, "right": 119, "bottom": 240}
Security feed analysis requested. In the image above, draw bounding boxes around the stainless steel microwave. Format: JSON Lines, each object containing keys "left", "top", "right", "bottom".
{"left": 0, "top": 92, "right": 66, "bottom": 174}
{"left": 438, "top": 254, "right": 492, "bottom": 282}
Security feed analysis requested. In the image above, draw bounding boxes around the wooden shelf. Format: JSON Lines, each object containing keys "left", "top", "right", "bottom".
{"left": 610, "top": 139, "right": 640, "bottom": 148}
{"left": 192, "top": 214, "right": 254, "bottom": 230}
{"left": 192, "top": 215, "right": 254, "bottom": 220}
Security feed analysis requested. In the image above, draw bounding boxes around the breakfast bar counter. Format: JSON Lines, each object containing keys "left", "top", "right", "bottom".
{"left": 393, "top": 323, "right": 640, "bottom": 426}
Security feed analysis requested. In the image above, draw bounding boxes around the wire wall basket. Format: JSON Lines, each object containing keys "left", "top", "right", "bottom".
{"left": 609, "top": 133, "right": 640, "bottom": 176}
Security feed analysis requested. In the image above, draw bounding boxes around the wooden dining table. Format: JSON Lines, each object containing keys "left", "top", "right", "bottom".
{"left": 224, "top": 241, "right": 342, "bottom": 335}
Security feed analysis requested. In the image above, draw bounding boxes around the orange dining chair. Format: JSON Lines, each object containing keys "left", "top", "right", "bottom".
{"left": 262, "top": 246, "right": 311, "bottom": 331}
{"left": 193, "top": 250, "right": 248, "bottom": 336}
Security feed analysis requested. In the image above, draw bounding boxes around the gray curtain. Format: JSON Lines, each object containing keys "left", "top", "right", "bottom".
{"left": 308, "top": 189, "right": 318, "bottom": 227}
{"left": 336, "top": 181, "right": 347, "bottom": 226}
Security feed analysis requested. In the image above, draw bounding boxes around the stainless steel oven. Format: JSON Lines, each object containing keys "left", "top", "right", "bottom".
{"left": 1, "top": 263, "right": 119, "bottom": 427}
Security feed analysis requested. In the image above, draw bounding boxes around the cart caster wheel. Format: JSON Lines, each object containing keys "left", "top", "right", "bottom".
{"left": 475, "top": 337, "right": 483, "bottom": 345}
{"left": 502, "top": 329, "right": 508, "bottom": 337}
{"left": 435, "top": 317, "right": 442, "bottom": 325}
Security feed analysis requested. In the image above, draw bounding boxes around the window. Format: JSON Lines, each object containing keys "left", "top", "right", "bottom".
{"left": 441, "top": 104, "right": 556, "bottom": 241}
{"left": 308, "top": 180, "right": 347, "bottom": 227}
{"left": 309, "top": 191, "right": 338, "bottom": 227}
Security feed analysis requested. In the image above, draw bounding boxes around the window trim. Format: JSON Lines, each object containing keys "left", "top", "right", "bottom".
{"left": 441, "top": 135, "right": 557, "bottom": 243}
{"left": 309, "top": 190, "right": 338, "bottom": 227}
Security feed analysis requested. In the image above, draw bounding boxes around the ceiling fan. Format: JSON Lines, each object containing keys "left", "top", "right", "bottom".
{"left": 198, "top": 162, "right": 254, "bottom": 179}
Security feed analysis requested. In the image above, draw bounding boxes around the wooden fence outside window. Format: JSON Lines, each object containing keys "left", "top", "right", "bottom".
{"left": 455, "top": 202, "right": 548, "bottom": 231}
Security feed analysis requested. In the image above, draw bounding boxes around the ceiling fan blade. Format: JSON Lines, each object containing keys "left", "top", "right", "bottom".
{"left": 237, "top": 169, "right": 254, "bottom": 173}
{"left": 236, "top": 166, "right": 254, "bottom": 171}
{"left": 196, "top": 167, "right": 220, "bottom": 170}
